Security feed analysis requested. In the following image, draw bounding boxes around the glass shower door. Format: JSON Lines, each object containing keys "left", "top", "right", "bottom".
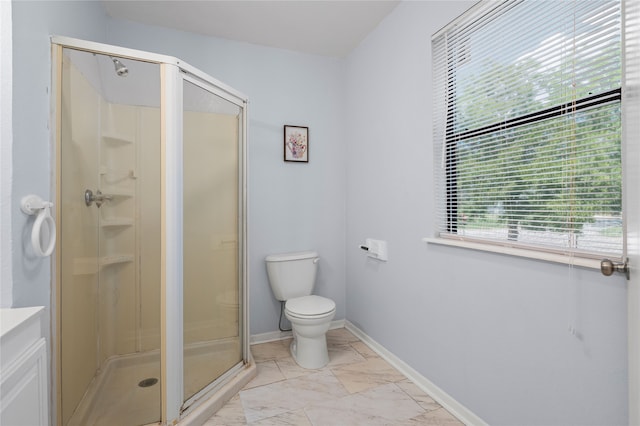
{"left": 59, "top": 47, "right": 161, "bottom": 426}
{"left": 182, "top": 78, "right": 243, "bottom": 403}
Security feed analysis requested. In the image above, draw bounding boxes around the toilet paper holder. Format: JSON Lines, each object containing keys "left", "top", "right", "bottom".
{"left": 359, "top": 238, "right": 388, "bottom": 261}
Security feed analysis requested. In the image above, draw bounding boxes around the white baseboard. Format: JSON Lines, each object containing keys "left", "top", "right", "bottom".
{"left": 250, "top": 319, "right": 345, "bottom": 345}
{"left": 344, "top": 321, "right": 487, "bottom": 426}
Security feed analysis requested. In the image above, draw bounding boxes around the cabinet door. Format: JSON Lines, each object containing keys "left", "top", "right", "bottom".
{"left": 0, "top": 338, "right": 49, "bottom": 426}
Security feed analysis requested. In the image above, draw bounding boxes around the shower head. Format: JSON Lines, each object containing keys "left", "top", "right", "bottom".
{"left": 110, "top": 57, "right": 128, "bottom": 77}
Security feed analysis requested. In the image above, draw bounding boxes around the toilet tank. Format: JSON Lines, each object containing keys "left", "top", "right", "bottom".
{"left": 265, "top": 251, "right": 319, "bottom": 301}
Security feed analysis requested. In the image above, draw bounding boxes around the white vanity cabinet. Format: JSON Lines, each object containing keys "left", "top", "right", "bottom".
{"left": 0, "top": 306, "right": 49, "bottom": 426}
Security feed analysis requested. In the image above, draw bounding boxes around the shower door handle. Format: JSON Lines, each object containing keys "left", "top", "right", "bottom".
{"left": 84, "top": 189, "right": 113, "bottom": 208}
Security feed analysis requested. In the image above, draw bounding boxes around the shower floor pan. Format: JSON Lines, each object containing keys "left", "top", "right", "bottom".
{"left": 67, "top": 337, "right": 241, "bottom": 426}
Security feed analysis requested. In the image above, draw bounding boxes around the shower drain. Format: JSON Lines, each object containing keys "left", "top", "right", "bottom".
{"left": 138, "top": 378, "right": 158, "bottom": 388}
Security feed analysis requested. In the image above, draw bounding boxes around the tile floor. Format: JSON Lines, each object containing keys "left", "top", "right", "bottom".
{"left": 204, "top": 328, "right": 463, "bottom": 425}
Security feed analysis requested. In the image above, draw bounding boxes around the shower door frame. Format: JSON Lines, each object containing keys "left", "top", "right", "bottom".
{"left": 50, "top": 36, "right": 250, "bottom": 426}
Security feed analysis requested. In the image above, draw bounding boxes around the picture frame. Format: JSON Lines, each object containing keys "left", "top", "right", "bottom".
{"left": 284, "top": 125, "right": 309, "bottom": 163}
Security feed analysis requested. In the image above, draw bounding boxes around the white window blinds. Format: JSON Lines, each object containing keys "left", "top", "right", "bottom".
{"left": 432, "top": 0, "right": 623, "bottom": 259}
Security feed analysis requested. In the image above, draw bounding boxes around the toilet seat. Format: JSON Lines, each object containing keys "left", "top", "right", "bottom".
{"left": 286, "top": 295, "right": 335, "bottom": 318}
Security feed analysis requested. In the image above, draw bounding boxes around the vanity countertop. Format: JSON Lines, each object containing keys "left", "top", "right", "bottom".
{"left": 0, "top": 306, "right": 44, "bottom": 340}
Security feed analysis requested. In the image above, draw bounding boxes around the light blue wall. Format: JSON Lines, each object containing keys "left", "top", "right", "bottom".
{"left": 105, "top": 18, "right": 348, "bottom": 334}
{"left": 8, "top": 2, "right": 628, "bottom": 424}
{"left": 10, "top": 1, "right": 108, "bottom": 312}
{"left": 1, "top": 0, "right": 14, "bottom": 308}
{"left": 345, "top": 2, "right": 628, "bottom": 425}
{"left": 9, "top": 3, "right": 347, "bottom": 336}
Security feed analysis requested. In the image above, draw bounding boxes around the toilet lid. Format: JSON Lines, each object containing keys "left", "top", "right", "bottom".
{"left": 286, "top": 295, "right": 335, "bottom": 317}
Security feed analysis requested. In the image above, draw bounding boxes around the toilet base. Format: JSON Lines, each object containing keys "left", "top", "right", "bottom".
{"left": 285, "top": 303, "right": 335, "bottom": 370}
{"left": 290, "top": 334, "right": 329, "bottom": 369}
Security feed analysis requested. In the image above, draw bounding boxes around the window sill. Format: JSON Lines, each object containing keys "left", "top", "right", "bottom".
{"left": 422, "top": 237, "right": 604, "bottom": 270}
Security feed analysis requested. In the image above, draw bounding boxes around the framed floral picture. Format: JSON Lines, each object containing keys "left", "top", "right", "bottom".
{"left": 284, "top": 125, "right": 309, "bottom": 163}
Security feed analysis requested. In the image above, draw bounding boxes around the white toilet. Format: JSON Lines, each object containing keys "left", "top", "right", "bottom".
{"left": 265, "top": 251, "right": 336, "bottom": 369}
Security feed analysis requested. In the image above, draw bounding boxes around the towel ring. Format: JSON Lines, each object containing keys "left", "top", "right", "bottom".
{"left": 21, "top": 195, "right": 56, "bottom": 257}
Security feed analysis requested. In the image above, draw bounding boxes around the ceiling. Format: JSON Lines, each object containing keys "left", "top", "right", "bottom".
{"left": 102, "top": 0, "right": 400, "bottom": 57}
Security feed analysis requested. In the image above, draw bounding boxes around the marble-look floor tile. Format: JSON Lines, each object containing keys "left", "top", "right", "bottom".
{"left": 400, "top": 407, "right": 465, "bottom": 425}
{"left": 203, "top": 394, "right": 246, "bottom": 426}
{"left": 331, "top": 356, "right": 406, "bottom": 394}
{"left": 240, "top": 369, "right": 348, "bottom": 423}
{"left": 275, "top": 357, "right": 317, "bottom": 380}
{"left": 326, "top": 328, "right": 360, "bottom": 346}
{"left": 350, "top": 341, "right": 378, "bottom": 359}
{"left": 305, "top": 383, "right": 425, "bottom": 426}
{"left": 251, "top": 339, "right": 292, "bottom": 362}
{"left": 327, "top": 344, "right": 367, "bottom": 367}
{"left": 250, "top": 409, "right": 312, "bottom": 425}
{"left": 396, "top": 380, "right": 442, "bottom": 412}
{"left": 210, "top": 330, "right": 464, "bottom": 426}
{"left": 244, "top": 361, "right": 286, "bottom": 389}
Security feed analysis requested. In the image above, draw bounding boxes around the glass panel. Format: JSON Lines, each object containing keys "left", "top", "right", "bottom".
{"left": 183, "top": 79, "right": 242, "bottom": 402}
{"left": 59, "top": 48, "right": 161, "bottom": 425}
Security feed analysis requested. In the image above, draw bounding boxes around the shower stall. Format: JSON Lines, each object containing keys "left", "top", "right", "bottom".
{"left": 51, "top": 37, "right": 255, "bottom": 425}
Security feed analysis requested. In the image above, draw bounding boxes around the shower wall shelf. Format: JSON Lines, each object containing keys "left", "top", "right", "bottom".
{"left": 99, "top": 166, "right": 136, "bottom": 176}
{"left": 72, "top": 255, "right": 134, "bottom": 275}
{"left": 102, "top": 134, "right": 134, "bottom": 145}
{"left": 100, "top": 218, "right": 134, "bottom": 228}
{"left": 101, "top": 173, "right": 137, "bottom": 185}
{"left": 99, "top": 254, "right": 134, "bottom": 267}
{"left": 101, "top": 190, "right": 134, "bottom": 199}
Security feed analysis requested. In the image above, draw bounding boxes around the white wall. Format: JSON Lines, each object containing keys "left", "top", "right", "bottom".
{"left": 345, "top": 2, "right": 628, "bottom": 425}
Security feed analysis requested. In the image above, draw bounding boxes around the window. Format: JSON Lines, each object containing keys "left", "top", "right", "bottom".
{"left": 432, "top": 0, "right": 623, "bottom": 260}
